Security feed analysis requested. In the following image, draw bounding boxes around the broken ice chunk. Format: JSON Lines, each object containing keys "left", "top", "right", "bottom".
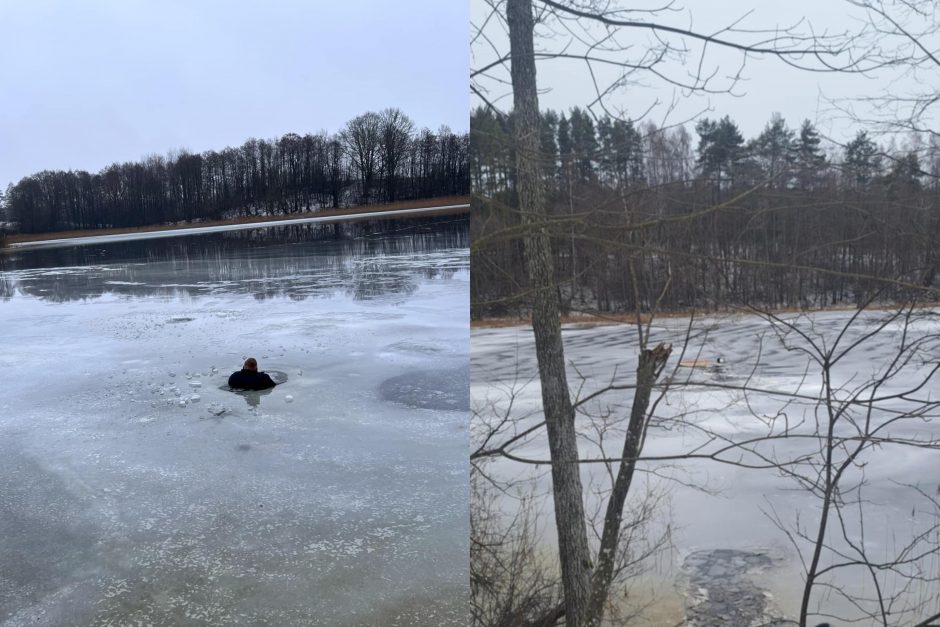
{"left": 207, "top": 403, "right": 228, "bottom": 416}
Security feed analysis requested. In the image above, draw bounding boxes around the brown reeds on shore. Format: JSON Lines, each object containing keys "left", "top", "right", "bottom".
{"left": 3, "top": 195, "right": 469, "bottom": 246}
{"left": 470, "top": 301, "right": 940, "bottom": 329}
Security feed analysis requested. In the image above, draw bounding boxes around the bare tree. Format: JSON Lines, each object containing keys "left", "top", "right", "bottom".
{"left": 739, "top": 301, "right": 940, "bottom": 626}
{"left": 473, "top": 297, "right": 940, "bottom": 625}
{"left": 379, "top": 108, "right": 416, "bottom": 203}
{"left": 505, "top": 2, "right": 595, "bottom": 623}
{"left": 838, "top": 0, "right": 940, "bottom": 138}
{"left": 471, "top": 454, "right": 563, "bottom": 627}
{"left": 474, "top": 0, "right": 881, "bottom": 121}
{"left": 343, "top": 111, "right": 383, "bottom": 205}
{"left": 476, "top": 2, "right": 896, "bottom": 625}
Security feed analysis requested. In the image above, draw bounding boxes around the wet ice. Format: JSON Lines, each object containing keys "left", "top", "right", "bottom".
{"left": 0, "top": 220, "right": 469, "bottom": 626}
{"left": 472, "top": 310, "right": 940, "bottom": 624}
{"left": 379, "top": 365, "right": 470, "bottom": 411}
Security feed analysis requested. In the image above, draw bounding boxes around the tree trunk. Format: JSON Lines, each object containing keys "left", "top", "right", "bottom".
{"left": 507, "top": 1, "right": 593, "bottom": 624}
{"left": 586, "top": 342, "right": 672, "bottom": 625}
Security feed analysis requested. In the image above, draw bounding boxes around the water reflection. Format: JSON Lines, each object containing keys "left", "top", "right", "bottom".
{"left": 237, "top": 388, "right": 274, "bottom": 409}
{"left": 0, "top": 216, "right": 468, "bottom": 303}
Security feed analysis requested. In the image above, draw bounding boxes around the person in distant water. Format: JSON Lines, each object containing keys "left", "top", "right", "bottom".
{"left": 228, "top": 357, "right": 276, "bottom": 390}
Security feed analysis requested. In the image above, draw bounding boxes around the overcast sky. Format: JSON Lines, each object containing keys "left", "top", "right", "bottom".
{"left": 0, "top": 1, "right": 468, "bottom": 189}
{"left": 472, "top": 0, "right": 934, "bottom": 149}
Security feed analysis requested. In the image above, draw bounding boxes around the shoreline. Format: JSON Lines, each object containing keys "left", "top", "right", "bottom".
{"left": 2, "top": 195, "right": 468, "bottom": 247}
{"left": 4, "top": 199, "right": 469, "bottom": 251}
{"left": 471, "top": 301, "right": 940, "bottom": 329}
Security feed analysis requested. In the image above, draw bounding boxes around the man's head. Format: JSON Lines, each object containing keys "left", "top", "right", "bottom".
{"left": 243, "top": 357, "right": 258, "bottom": 372}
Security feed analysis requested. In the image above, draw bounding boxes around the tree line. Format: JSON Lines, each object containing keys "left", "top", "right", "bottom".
{"left": 471, "top": 105, "right": 940, "bottom": 317}
{"left": 1, "top": 108, "right": 469, "bottom": 235}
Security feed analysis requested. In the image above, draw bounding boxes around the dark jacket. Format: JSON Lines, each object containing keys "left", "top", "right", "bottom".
{"left": 228, "top": 369, "right": 276, "bottom": 390}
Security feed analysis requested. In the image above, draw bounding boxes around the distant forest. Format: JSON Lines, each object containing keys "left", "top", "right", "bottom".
{"left": 471, "top": 106, "right": 940, "bottom": 317}
{"left": 1, "top": 108, "right": 469, "bottom": 234}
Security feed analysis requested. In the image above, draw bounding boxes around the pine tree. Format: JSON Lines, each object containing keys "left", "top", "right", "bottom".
{"left": 794, "top": 119, "right": 827, "bottom": 190}
{"left": 844, "top": 130, "right": 880, "bottom": 190}
{"left": 568, "top": 107, "right": 598, "bottom": 184}
{"left": 695, "top": 115, "right": 745, "bottom": 197}
{"left": 750, "top": 113, "right": 795, "bottom": 188}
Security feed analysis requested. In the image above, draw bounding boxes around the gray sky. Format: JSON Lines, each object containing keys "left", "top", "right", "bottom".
{"left": 471, "top": 0, "right": 934, "bottom": 149}
{"left": 0, "top": 0, "right": 468, "bottom": 189}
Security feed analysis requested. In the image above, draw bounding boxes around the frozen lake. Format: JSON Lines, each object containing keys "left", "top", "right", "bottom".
{"left": 472, "top": 310, "right": 940, "bottom": 625}
{"left": 0, "top": 218, "right": 469, "bottom": 626}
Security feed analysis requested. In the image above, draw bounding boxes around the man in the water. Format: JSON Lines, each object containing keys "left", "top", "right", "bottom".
{"left": 228, "top": 357, "right": 276, "bottom": 390}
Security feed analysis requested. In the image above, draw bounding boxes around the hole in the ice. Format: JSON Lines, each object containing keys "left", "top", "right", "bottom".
{"left": 218, "top": 370, "right": 289, "bottom": 392}
{"left": 167, "top": 317, "right": 194, "bottom": 323}
{"left": 218, "top": 370, "right": 289, "bottom": 409}
{"left": 236, "top": 444, "right": 251, "bottom": 452}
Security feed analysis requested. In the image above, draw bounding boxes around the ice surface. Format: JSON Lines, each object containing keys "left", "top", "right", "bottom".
{"left": 472, "top": 310, "right": 940, "bottom": 623}
{"left": 379, "top": 366, "right": 470, "bottom": 411}
{"left": 0, "top": 220, "right": 469, "bottom": 626}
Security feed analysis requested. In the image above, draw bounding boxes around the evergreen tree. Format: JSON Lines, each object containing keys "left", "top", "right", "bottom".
{"left": 794, "top": 119, "right": 827, "bottom": 190}
{"left": 844, "top": 130, "right": 881, "bottom": 190}
{"left": 695, "top": 115, "right": 745, "bottom": 194}
{"left": 568, "top": 107, "right": 598, "bottom": 184}
{"left": 598, "top": 116, "right": 643, "bottom": 187}
{"left": 750, "top": 113, "right": 795, "bottom": 187}
{"left": 557, "top": 113, "right": 573, "bottom": 190}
